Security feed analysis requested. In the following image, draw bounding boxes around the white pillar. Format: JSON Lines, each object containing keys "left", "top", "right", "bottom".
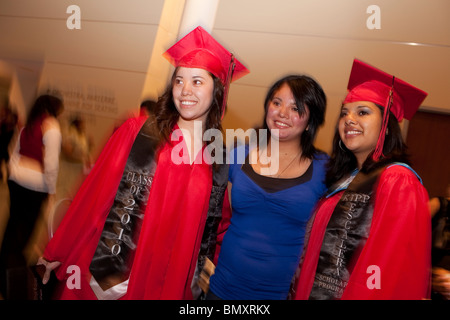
{"left": 177, "top": 0, "right": 220, "bottom": 38}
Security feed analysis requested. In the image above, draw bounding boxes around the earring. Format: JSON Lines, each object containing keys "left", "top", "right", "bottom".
{"left": 339, "top": 140, "right": 346, "bottom": 151}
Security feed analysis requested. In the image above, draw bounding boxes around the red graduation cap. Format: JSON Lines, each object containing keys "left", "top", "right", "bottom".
{"left": 163, "top": 26, "right": 249, "bottom": 118}
{"left": 343, "top": 59, "right": 428, "bottom": 160}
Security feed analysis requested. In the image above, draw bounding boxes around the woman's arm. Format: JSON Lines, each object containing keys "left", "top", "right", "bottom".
{"left": 42, "top": 117, "right": 62, "bottom": 194}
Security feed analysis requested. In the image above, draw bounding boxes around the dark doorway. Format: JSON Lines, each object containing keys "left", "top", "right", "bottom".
{"left": 406, "top": 110, "right": 450, "bottom": 198}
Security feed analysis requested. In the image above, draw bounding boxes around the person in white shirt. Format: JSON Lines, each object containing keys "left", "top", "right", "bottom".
{"left": 0, "top": 94, "right": 63, "bottom": 299}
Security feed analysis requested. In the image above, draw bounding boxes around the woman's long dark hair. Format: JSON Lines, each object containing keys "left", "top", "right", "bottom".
{"left": 25, "top": 94, "right": 64, "bottom": 134}
{"left": 259, "top": 74, "right": 327, "bottom": 160}
{"left": 325, "top": 104, "right": 410, "bottom": 187}
{"left": 155, "top": 67, "right": 225, "bottom": 144}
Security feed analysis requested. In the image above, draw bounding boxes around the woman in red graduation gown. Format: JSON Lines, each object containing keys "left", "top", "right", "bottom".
{"left": 37, "top": 26, "right": 248, "bottom": 300}
{"left": 292, "top": 59, "right": 431, "bottom": 300}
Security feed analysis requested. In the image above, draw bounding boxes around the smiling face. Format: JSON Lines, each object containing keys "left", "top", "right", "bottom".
{"left": 172, "top": 67, "right": 214, "bottom": 124}
{"left": 265, "top": 83, "right": 310, "bottom": 142}
{"left": 339, "top": 101, "right": 383, "bottom": 167}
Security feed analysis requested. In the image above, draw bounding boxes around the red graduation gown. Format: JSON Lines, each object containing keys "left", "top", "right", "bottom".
{"left": 294, "top": 165, "right": 431, "bottom": 300}
{"left": 44, "top": 116, "right": 213, "bottom": 299}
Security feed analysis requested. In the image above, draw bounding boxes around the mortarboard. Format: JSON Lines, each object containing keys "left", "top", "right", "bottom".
{"left": 163, "top": 26, "right": 249, "bottom": 118}
{"left": 343, "top": 59, "right": 428, "bottom": 160}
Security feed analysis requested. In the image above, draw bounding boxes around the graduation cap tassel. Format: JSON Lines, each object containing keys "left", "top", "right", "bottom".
{"left": 372, "top": 76, "right": 395, "bottom": 161}
{"left": 221, "top": 55, "right": 236, "bottom": 119}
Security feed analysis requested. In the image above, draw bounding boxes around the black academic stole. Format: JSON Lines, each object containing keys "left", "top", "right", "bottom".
{"left": 308, "top": 167, "right": 384, "bottom": 300}
{"left": 89, "top": 118, "right": 159, "bottom": 290}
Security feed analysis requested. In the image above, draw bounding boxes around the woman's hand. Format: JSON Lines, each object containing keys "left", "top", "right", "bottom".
{"left": 37, "top": 257, "right": 61, "bottom": 284}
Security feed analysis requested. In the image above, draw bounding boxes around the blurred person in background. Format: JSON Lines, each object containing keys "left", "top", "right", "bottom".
{"left": 139, "top": 99, "right": 157, "bottom": 117}
{"left": 0, "top": 101, "right": 18, "bottom": 182}
{"left": 58, "top": 115, "right": 93, "bottom": 198}
{"left": 0, "top": 94, "right": 63, "bottom": 299}
{"left": 429, "top": 184, "right": 450, "bottom": 300}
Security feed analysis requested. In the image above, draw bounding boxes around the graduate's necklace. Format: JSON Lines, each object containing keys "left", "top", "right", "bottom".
{"left": 275, "top": 150, "right": 302, "bottom": 178}
{"left": 259, "top": 149, "right": 301, "bottom": 178}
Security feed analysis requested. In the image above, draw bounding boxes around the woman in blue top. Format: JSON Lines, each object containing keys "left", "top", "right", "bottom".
{"left": 208, "top": 75, "right": 328, "bottom": 299}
